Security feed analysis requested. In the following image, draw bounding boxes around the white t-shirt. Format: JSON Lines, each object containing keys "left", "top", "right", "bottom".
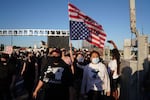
{"left": 108, "top": 59, "right": 119, "bottom": 79}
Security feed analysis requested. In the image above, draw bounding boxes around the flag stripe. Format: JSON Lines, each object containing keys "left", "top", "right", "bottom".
{"left": 86, "top": 39, "right": 103, "bottom": 48}
{"left": 88, "top": 27, "right": 106, "bottom": 37}
{"left": 68, "top": 3, "right": 80, "bottom": 11}
{"left": 89, "top": 34, "right": 100, "bottom": 41}
{"left": 69, "top": 8, "right": 103, "bottom": 31}
{"left": 69, "top": 10, "right": 86, "bottom": 21}
{"left": 69, "top": 4, "right": 103, "bottom": 31}
{"left": 84, "top": 20, "right": 103, "bottom": 31}
{"left": 87, "top": 33, "right": 104, "bottom": 48}
{"left": 84, "top": 20, "right": 104, "bottom": 33}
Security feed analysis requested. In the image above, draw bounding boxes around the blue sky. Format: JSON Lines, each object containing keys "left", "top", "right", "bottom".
{"left": 0, "top": 0, "right": 149, "bottom": 49}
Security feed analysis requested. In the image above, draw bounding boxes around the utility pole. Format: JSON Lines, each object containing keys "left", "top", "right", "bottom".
{"left": 129, "top": 0, "right": 137, "bottom": 36}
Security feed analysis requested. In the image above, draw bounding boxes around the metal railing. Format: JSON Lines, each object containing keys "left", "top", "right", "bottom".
{"left": 0, "top": 29, "right": 69, "bottom": 36}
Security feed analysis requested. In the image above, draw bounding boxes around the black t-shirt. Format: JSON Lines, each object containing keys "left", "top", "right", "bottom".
{"left": 40, "top": 57, "right": 73, "bottom": 100}
{"left": 23, "top": 57, "right": 36, "bottom": 80}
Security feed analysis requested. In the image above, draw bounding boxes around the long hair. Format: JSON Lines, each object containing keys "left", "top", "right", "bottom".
{"left": 112, "top": 49, "right": 121, "bottom": 75}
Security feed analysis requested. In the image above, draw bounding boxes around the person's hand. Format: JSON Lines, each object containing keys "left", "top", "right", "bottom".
{"left": 21, "top": 70, "right": 24, "bottom": 76}
{"left": 107, "top": 40, "right": 114, "bottom": 44}
{"left": 107, "top": 40, "right": 118, "bottom": 49}
{"left": 32, "top": 91, "right": 38, "bottom": 99}
{"left": 106, "top": 91, "right": 111, "bottom": 96}
{"left": 69, "top": 43, "right": 72, "bottom": 48}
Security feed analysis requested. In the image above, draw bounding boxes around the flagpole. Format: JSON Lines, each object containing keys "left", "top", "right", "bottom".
{"left": 68, "top": 0, "right": 70, "bottom": 49}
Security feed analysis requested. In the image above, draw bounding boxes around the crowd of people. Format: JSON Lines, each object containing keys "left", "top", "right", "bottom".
{"left": 0, "top": 40, "right": 123, "bottom": 100}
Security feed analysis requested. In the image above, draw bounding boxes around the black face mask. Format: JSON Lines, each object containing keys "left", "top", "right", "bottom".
{"left": 51, "top": 56, "right": 61, "bottom": 63}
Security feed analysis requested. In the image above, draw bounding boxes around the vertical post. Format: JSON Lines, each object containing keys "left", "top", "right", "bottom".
{"left": 129, "top": 0, "right": 137, "bottom": 35}
{"left": 11, "top": 35, "right": 13, "bottom": 46}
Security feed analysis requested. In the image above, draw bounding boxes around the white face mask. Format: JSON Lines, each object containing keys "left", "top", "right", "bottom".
{"left": 92, "top": 58, "right": 99, "bottom": 64}
{"left": 77, "top": 57, "right": 84, "bottom": 62}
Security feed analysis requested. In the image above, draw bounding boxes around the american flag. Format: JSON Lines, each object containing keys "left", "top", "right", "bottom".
{"left": 68, "top": 3, "right": 107, "bottom": 48}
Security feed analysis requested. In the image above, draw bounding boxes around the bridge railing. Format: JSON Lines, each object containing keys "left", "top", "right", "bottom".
{"left": 0, "top": 29, "right": 69, "bottom": 36}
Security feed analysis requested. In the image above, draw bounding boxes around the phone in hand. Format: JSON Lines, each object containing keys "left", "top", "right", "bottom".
{"left": 107, "top": 40, "right": 111, "bottom": 43}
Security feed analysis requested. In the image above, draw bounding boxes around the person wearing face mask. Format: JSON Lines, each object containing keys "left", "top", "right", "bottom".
{"left": 80, "top": 50, "right": 110, "bottom": 100}
{"left": 76, "top": 53, "right": 84, "bottom": 63}
{"left": 71, "top": 53, "right": 88, "bottom": 100}
{"left": 33, "top": 49, "right": 73, "bottom": 100}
